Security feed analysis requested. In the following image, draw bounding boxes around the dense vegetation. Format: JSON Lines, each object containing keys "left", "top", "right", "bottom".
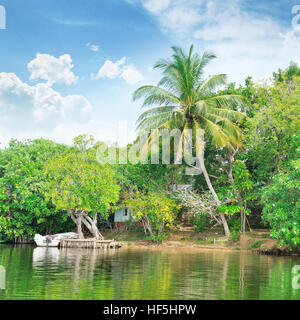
{"left": 0, "top": 46, "right": 299, "bottom": 247}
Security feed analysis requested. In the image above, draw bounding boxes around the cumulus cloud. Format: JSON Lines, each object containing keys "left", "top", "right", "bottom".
{"left": 93, "top": 57, "right": 143, "bottom": 84}
{"left": 0, "top": 72, "right": 92, "bottom": 145}
{"left": 95, "top": 57, "right": 126, "bottom": 79}
{"left": 121, "top": 65, "right": 144, "bottom": 84}
{"left": 28, "top": 53, "right": 78, "bottom": 85}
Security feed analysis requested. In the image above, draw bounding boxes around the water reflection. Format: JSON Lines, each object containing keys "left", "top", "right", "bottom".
{"left": 0, "top": 245, "right": 300, "bottom": 300}
{"left": 33, "top": 247, "right": 60, "bottom": 267}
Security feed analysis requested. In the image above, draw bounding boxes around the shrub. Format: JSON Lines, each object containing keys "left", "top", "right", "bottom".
{"left": 193, "top": 214, "right": 211, "bottom": 233}
{"left": 125, "top": 192, "right": 181, "bottom": 243}
{"left": 262, "top": 159, "right": 300, "bottom": 248}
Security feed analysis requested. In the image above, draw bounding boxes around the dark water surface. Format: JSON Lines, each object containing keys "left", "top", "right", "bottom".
{"left": 0, "top": 245, "right": 300, "bottom": 300}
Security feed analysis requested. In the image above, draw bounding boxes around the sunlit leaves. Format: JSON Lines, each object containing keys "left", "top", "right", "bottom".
{"left": 44, "top": 136, "right": 120, "bottom": 220}
{"left": 262, "top": 159, "right": 300, "bottom": 247}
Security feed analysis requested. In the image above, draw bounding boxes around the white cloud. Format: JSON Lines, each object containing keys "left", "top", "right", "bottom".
{"left": 280, "top": 29, "right": 300, "bottom": 65}
{"left": 28, "top": 53, "right": 78, "bottom": 85}
{"left": 93, "top": 57, "right": 144, "bottom": 84}
{"left": 0, "top": 72, "right": 91, "bottom": 145}
{"left": 128, "top": 0, "right": 300, "bottom": 84}
{"left": 142, "top": 0, "right": 170, "bottom": 15}
{"left": 94, "top": 57, "right": 126, "bottom": 79}
{"left": 121, "top": 65, "right": 144, "bottom": 84}
{"left": 0, "top": 53, "right": 140, "bottom": 147}
{"left": 86, "top": 43, "right": 100, "bottom": 52}
{"left": 90, "top": 44, "right": 100, "bottom": 52}
{"left": 159, "top": 4, "right": 201, "bottom": 35}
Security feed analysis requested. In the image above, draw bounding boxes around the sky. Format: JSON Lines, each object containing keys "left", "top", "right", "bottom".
{"left": 0, "top": 0, "right": 299, "bottom": 146}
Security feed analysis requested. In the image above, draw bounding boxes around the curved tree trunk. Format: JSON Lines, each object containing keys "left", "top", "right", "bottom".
{"left": 68, "top": 209, "right": 84, "bottom": 239}
{"left": 76, "top": 214, "right": 84, "bottom": 239}
{"left": 199, "top": 155, "right": 231, "bottom": 237}
{"left": 81, "top": 212, "right": 104, "bottom": 240}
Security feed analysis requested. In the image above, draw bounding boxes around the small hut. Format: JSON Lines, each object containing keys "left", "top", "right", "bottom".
{"left": 114, "top": 208, "right": 131, "bottom": 229}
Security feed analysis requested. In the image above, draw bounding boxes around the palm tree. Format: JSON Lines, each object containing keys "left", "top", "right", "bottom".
{"left": 133, "top": 45, "right": 246, "bottom": 236}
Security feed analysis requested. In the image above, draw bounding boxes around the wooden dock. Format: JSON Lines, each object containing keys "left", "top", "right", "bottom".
{"left": 60, "top": 238, "right": 122, "bottom": 249}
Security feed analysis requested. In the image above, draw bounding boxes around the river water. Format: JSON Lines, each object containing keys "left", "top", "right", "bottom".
{"left": 0, "top": 245, "right": 299, "bottom": 300}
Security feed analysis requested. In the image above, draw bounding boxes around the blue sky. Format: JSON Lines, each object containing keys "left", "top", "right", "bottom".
{"left": 0, "top": 0, "right": 299, "bottom": 146}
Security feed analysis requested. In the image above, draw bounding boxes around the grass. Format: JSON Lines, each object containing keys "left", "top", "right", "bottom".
{"left": 247, "top": 240, "right": 264, "bottom": 249}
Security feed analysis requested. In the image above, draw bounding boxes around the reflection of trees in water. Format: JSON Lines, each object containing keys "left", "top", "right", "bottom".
{"left": 91, "top": 249, "right": 300, "bottom": 300}
{"left": 31, "top": 247, "right": 121, "bottom": 299}
{"left": 1, "top": 245, "right": 300, "bottom": 299}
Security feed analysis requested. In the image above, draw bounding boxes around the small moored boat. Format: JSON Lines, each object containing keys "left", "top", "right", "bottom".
{"left": 34, "top": 232, "right": 79, "bottom": 247}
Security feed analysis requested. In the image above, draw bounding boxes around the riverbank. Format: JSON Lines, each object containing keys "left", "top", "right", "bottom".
{"left": 2, "top": 228, "right": 298, "bottom": 256}
{"left": 102, "top": 228, "right": 300, "bottom": 256}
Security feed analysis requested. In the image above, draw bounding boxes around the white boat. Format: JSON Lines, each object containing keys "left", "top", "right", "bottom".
{"left": 34, "top": 232, "right": 79, "bottom": 247}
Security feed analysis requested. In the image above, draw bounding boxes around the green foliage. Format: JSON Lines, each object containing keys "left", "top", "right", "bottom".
{"left": 273, "top": 62, "right": 300, "bottom": 82}
{"left": 117, "top": 162, "right": 175, "bottom": 194}
{"left": 230, "top": 230, "right": 241, "bottom": 242}
{"left": 228, "top": 218, "right": 241, "bottom": 241}
{"left": 0, "top": 139, "right": 69, "bottom": 241}
{"left": 262, "top": 159, "right": 300, "bottom": 247}
{"left": 245, "top": 76, "right": 300, "bottom": 183}
{"left": 233, "top": 160, "right": 253, "bottom": 196}
{"left": 247, "top": 240, "right": 263, "bottom": 249}
{"left": 228, "top": 218, "right": 242, "bottom": 232}
{"left": 193, "top": 214, "right": 211, "bottom": 232}
{"left": 146, "top": 233, "right": 168, "bottom": 243}
{"left": 218, "top": 203, "right": 242, "bottom": 216}
{"left": 125, "top": 192, "right": 181, "bottom": 242}
{"left": 45, "top": 136, "right": 120, "bottom": 221}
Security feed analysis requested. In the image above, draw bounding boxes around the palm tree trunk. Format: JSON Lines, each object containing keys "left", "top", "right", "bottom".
{"left": 199, "top": 155, "right": 231, "bottom": 237}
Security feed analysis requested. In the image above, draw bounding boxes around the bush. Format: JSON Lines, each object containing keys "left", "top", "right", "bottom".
{"left": 125, "top": 192, "right": 181, "bottom": 243}
{"left": 193, "top": 214, "right": 211, "bottom": 232}
{"left": 228, "top": 218, "right": 241, "bottom": 232}
{"left": 262, "top": 159, "right": 300, "bottom": 247}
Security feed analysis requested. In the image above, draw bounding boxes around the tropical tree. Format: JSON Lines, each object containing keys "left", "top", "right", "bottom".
{"left": 262, "top": 157, "right": 300, "bottom": 248}
{"left": 0, "top": 139, "right": 69, "bottom": 242}
{"left": 273, "top": 61, "right": 300, "bottom": 83}
{"left": 44, "top": 135, "right": 120, "bottom": 240}
{"left": 133, "top": 45, "right": 246, "bottom": 236}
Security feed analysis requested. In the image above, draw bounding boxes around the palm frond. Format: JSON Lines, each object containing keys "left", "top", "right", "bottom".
{"left": 209, "top": 107, "right": 246, "bottom": 122}
{"left": 199, "top": 115, "right": 231, "bottom": 148}
{"left": 133, "top": 85, "right": 180, "bottom": 108}
{"left": 197, "top": 74, "right": 227, "bottom": 95}
{"left": 205, "top": 112, "right": 244, "bottom": 145}
{"left": 136, "top": 106, "right": 179, "bottom": 123}
{"left": 205, "top": 94, "right": 247, "bottom": 110}
{"left": 136, "top": 112, "right": 172, "bottom": 131}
